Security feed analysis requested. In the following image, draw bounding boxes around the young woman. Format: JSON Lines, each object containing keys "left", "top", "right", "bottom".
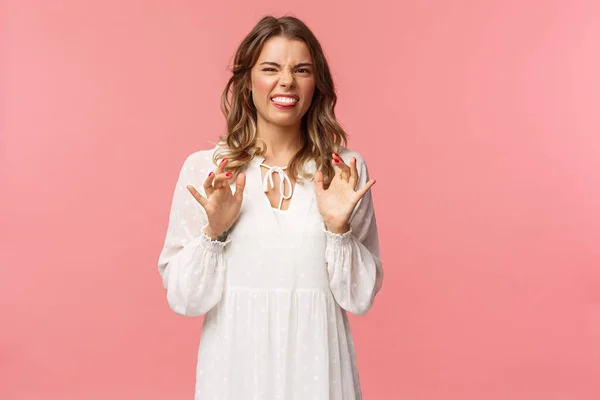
{"left": 158, "top": 15, "right": 383, "bottom": 400}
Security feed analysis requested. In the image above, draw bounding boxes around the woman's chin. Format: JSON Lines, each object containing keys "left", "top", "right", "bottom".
{"left": 267, "top": 115, "right": 302, "bottom": 128}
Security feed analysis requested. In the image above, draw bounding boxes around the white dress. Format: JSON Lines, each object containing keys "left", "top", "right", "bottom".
{"left": 158, "top": 146, "right": 383, "bottom": 400}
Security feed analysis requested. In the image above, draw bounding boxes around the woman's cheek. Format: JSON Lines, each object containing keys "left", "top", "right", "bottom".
{"left": 302, "top": 88, "right": 316, "bottom": 112}
{"left": 253, "top": 77, "right": 275, "bottom": 102}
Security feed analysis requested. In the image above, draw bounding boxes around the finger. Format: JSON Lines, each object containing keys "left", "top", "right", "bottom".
{"left": 233, "top": 172, "right": 246, "bottom": 202}
{"left": 355, "top": 179, "right": 376, "bottom": 200}
{"left": 216, "top": 157, "right": 228, "bottom": 175}
{"left": 204, "top": 171, "right": 215, "bottom": 196}
{"left": 213, "top": 171, "right": 233, "bottom": 189}
{"left": 349, "top": 157, "right": 359, "bottom": 189}
{"left": 314, "top": 170, "right": 325, "bottom": 194}
{"left": 186, "top": 185, "right": 208, "bottom": 208}
{"left": 332, "top": 153, "right": 351, "bottom": 181}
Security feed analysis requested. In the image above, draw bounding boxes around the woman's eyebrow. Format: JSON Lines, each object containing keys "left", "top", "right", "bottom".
{"left": 259, "top": 61, "right": 314, "bottom": 68}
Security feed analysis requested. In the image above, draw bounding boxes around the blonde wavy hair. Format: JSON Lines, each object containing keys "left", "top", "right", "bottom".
{"left": 214, "top": 15, "right": 348, "bottom": 187}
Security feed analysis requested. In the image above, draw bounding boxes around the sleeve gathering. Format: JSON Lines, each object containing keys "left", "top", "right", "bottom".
{"left": 325, "top": 154, "right": 384, "bottom": 316}
{"left": 157, "top": 153, "right": 228, "bottom": 317}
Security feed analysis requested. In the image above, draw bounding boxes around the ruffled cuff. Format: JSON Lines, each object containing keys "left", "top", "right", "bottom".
{"left": 197, "top": 224, "right": 231, "bottom": 251}
{"left": 324, "top": 227, "right": 354, "bottom": 246}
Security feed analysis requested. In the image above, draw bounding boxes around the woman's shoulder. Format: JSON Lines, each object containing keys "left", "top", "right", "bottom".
{"left": 336, "top": 146, "right": 368, "bottom": 167}
{"left": 180, "top": 145, "right": 220, "bottom": 170}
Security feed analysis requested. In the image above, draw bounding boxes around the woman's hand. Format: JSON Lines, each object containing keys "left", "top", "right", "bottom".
{"left": 314, "top": 153, "right": 376, "bottom": 234}
{"left": 186, "top": 158, "right": 246, "bottom": 239}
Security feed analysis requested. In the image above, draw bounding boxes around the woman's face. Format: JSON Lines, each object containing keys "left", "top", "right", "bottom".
{"left": 249, "top": 36, "right": 316, "bottom": 129}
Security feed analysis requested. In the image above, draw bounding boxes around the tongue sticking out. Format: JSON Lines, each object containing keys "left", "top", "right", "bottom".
{"left": 271, "top": 98, "right": 298, "bottom": 108}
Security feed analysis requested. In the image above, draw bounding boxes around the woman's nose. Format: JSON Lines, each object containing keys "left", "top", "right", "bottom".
{"left": 279, "top": 69, "right": 295, "bottom": 87}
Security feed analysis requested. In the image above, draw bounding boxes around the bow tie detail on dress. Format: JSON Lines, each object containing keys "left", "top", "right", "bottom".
{"left": 260, "top": 163, "right": 293, "bottom": 210}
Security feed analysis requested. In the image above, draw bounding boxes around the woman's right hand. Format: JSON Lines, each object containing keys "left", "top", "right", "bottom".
{"left": 186, "top": 158, "right": 246, "bottom": 239}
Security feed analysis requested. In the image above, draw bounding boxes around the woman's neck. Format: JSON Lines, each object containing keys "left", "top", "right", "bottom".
{"left": 256, "top": 120, "right": 303, "bottom": 166}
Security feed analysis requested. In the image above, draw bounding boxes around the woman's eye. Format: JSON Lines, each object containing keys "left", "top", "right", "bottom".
{"left": 261, "top": 67, "right": 310, "bottom": 74}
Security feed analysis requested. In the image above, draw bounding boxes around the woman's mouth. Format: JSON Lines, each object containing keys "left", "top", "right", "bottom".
{"left": 271, "top": 96, "right": 298, "bottom": 110}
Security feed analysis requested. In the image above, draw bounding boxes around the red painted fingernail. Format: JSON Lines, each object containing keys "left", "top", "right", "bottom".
{"left": 221, "top": 158, "right": 227, "bottom": 164}
{"left": 333, "top": 159, "right": 339, "bottom": 163}
{"left": 208, "top": 172, "right": 214, "bottom": 177}
{"left": 333, "top": 152, "right": 339, "bottom": 157}
{"left": 226, "top": 172, "right": 232, "bottom": 177}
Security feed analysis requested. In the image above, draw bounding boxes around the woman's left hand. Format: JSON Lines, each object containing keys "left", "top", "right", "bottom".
{"left": 314, "top": 153, "right": 376, "bottom": 234}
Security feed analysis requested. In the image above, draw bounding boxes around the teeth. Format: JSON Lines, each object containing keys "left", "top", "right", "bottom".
{"left": 271, "top": 97, "right": 298, "bottom": 104}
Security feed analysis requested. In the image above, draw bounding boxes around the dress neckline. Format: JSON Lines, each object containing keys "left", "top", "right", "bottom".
{"left": 260, "top": 162, "right": 294, "bottom": 211}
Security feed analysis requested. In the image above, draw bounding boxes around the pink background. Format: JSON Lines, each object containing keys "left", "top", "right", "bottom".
{"left": 3, "top": 0, "right": 600, "bottom": 399}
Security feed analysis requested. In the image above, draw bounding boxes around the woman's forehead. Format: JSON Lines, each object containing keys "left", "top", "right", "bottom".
{"left": 257, "top": 37, "right": 312, "bottom": 64}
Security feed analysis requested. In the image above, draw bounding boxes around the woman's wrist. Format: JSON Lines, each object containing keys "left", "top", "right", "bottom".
{"left": 325, "top": 222, "right": 350, "bottom": 235}
{"left": 202, "top": 225, "right": 230, "bottom": 242}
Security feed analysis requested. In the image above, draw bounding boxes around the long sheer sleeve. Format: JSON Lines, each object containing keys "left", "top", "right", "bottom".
{"left": 157, "top": 152, "right": 227, "bottom": 317}
{"left": 325, "top": 153, "right": 383, "bottom": 316}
